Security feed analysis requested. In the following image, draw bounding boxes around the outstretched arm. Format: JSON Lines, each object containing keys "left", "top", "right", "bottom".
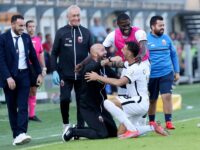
{"left": 85, "top": 71, "right": 129, "bottom": 87}
{"left": 100, "top": 56, "right": 124, "bottom": 68}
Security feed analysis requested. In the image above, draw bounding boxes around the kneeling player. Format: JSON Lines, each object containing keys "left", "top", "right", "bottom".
{"left": 85, "top": 41, "right": 168, "bottom": 139}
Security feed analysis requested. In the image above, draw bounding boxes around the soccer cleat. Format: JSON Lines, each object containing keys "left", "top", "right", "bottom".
{"left": 166, "top": 121, "right": 175, "bottom": 130}
{"left": 119, "top": 130, "right": 140, "bottom": 139}
{"left": 62, "top": 125, "right": 73, "bottom": 142}
{"left": 149, "top": 121, "right": 157, "bottom": 126}
{"left": 153, "top": 122, "right": 169, "bottom": 136}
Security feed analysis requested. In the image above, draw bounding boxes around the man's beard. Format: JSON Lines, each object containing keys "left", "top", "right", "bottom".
{"left": 155, "top": 29, "right": 164, "bottom": 36}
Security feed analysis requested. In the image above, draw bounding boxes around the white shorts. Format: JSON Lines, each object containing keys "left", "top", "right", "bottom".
{"left": 116, "top": 96, "right": 149, "bottom": 119}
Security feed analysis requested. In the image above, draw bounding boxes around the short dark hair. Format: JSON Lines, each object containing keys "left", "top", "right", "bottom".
{"left": 11, "top": 14, "right": 24, "bottom": 23}
{"left": 26, "top": 20, "right": 34, "bottom": 27}
{"left": 117, "top": 13, "right": 130, "bottom": 23}
{"left": 150, "top": 15, "right": 163, "bottom": 28}
{"left": 125, "top": 41, "right": 139, "bottom": 57}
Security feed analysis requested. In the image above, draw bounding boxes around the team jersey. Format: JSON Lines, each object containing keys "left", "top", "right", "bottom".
{"left": 123, "top": 60, "right": 150, "bottom": 100}
{"left": 147, "top": 33, "right": 180, "bottom": 78}
{"left": 103, "top": 27, "right": 148, "bottom": 61}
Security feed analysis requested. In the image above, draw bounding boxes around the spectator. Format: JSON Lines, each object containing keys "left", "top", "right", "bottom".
{"left": 90, "top": 17, "right": 107, "bottom": 43}
{"left": 43, "top": 33, "right": 52, "bottom": 74}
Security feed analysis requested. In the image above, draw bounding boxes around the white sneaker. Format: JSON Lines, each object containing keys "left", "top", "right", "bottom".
{"left": 13, "top": 133, "right": 31, "bottom": 145}
{"left": 63, "top": 124, "right": 71, "bottom": 132}
{"left": 62, "top": 124, "right": 71, "bottom": 141}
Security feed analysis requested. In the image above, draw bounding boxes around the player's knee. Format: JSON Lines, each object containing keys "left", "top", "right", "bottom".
{"left": 97, "top": 131, "right": 108, "bottom": 139}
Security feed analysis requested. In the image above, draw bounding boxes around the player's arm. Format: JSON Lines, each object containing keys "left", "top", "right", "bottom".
{"left": 85, "top": 71, "right": 129, "bottom": 87}
{"left": 138, "top": 40, "right": 148, "bottom": 60}
{"left": 135, "top": 30, "right": 148, "bottom": 62}
{"left": 100, "top": 56, "right": 123, "bottom": 68}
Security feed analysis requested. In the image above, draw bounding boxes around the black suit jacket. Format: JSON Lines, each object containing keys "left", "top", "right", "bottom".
{"left": 0, "top": 29, "right": 42, "bottom": 87}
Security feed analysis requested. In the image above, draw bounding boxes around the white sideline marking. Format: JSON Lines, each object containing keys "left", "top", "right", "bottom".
{"left": 20, "top": 141, "right": 63, "bottom": 150}
{"left": 0, "top": 119, "right": 9, "bottom": 122}
{"left": 33, "top": 134, "right": 61, "bottom": 140}
{"left": 174, "top": 116, "right": 200, "bottom": 123}
{"left": 20, "top": 116, "right": 200, "bottom": 150}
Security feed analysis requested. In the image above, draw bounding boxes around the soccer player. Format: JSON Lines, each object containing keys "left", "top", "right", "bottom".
{"left": 26, "top": 20, "right": 46, "bottom": 122}
{"left": 147, "top": 16, "right": 180, "bottom": 129}
{"left": 85, "top": 41, "right": 168, "bottom": 139}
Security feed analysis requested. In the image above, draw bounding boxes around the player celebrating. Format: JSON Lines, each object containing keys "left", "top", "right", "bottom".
{"left": 85, "top": 41, "right": 168, "bottom": 138}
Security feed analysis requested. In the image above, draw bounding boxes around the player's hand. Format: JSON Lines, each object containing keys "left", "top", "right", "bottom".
{"left": 36, "top": 74, "right": 43, "bottom": 86}
{"left": 85, "top": 71, "right": 99, "bottom": 82}
{"left": 7, "top": 77, "right": 16, "bottom": 90}
{"left": 174, "top": 73, "right": 180, "bottom": 82}
{"left": 75, "top": 63, "right": 83, "bottom": 73}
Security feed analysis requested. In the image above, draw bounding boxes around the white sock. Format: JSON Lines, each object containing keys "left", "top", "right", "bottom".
{"left": 136, "top": 125, "right": 154, "bottom": 135}
{"left": 104, "top": 100, "right": 136, "bottom": 131}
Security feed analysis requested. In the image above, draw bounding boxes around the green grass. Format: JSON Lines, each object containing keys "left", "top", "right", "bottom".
{"left": 0, "top": 83, "right": 200, "bottom": 150}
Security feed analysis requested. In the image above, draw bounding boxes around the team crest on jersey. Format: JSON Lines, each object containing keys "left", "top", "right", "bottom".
{"left": 162, "top": 39, "right": 167, "bottom": 45}
{"left": 78, "top": 36, "right": 83, "bottom": 43}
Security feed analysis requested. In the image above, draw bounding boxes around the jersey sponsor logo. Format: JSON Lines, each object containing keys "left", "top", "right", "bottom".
{"left": 64, "top": 43, "right": 72, "bottom": 47}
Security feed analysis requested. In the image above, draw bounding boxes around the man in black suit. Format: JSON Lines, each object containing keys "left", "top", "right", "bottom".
{"left": 0, "top": 15, "right": 43, "bottom": 145}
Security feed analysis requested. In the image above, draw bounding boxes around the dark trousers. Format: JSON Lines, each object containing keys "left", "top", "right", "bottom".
{"left": 60, "top": 79, "right": 84, "bottom": 127}
{"left": 73, "top": 107, "right": 117, "bottom": 139}
{"left": 3, "top": 69, "right": 30, "bottom": 138}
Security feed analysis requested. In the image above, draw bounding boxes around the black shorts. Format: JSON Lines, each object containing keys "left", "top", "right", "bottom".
{"left": 30, "top": 65, "right": 39, "bottom": 87}
{"left": 148, "top": 71, "right": 174, "bottom": 101}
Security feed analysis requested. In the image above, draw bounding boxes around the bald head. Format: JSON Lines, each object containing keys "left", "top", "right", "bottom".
{"left": 90, "top": 44, "right": 107, "bottom": 60}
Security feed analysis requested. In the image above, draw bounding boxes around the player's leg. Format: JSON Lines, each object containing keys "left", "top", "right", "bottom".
{"left": 74, "top": 80, "right": 84, "bottom": 128}
{"left": 104, "top": 97, "right": 137, "bottom": 132}
{"left": 148, "top": 77, "right": 160, "bottom": 125}
{"left": 60, "top": 80, "right": 73, "bottom": 131}
{"left": 160, "top": 71, "right": 175, "bottom": 129}
{"left": 62, "top": 108, "right": 109, "bottom": 141}
{"left": 101, "top": 108, "right": 117, "bottom": 138}
{"left": 28, "top": 87, "right": 41, "bottom": 122}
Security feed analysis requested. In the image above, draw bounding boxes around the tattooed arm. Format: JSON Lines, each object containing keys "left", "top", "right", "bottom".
{"left": 135, "top": 40, "right": 148, "bottom": 62}
{"left": 100, "top": 56, "right": 124, "bottom": 68}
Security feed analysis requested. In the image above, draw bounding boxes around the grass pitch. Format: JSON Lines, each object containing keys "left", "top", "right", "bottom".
{"left": 0, "top": 83, "right": 200, "bottom": 150}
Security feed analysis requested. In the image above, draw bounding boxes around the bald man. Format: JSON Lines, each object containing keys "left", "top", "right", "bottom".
{"left": 62, "top": 44, "right": 122, "bottom": 141}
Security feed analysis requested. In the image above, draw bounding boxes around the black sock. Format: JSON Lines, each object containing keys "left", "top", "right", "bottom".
{"left": 165, "top": 114, "right": 172, "bottom": 122}
{"left": 149, "top": 115, "right": 155, "bottom": 122}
